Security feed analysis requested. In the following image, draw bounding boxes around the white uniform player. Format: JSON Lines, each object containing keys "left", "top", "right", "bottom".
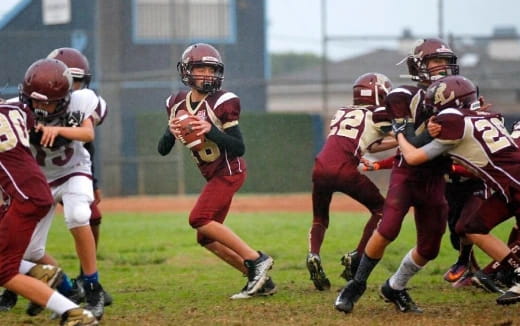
{"left": 16, "top": 58, "right": 106, "bottom": 319}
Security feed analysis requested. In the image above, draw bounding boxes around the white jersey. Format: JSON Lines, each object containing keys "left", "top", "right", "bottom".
{"left": 89, "top": 90, "right": 108, "bottom": 126}
{"left": 30, "top": 89, "right": 99, "bottom": 184}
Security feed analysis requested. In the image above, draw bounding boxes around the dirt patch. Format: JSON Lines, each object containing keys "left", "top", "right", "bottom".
{"left": 98, "top": 193, "right": 366, "bottom": 213}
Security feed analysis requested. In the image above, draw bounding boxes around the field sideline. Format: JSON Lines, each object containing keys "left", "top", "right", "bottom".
{"left": 3, "top": 194, "right": 519, "bottom": 325}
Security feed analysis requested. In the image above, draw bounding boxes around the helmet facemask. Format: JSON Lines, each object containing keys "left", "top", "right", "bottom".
{"left": 178, "top": 62, "right": 224, "bottom": 94}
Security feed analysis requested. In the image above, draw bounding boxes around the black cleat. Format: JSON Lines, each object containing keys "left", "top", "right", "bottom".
{"left": 471, "top": 270, "right": 504, "bottom": 293}
{"left": 496, "top": 284, "right": 520, "bottom": 305}
{"left": 76, "top": 277, "right": 111, "bottom": 306}
{"left": 379, "top": 280, "right": 423, "bottom": 313}
{"left": 334, "top": 280, "right": 366, "bottom": 314}
{"left": 340, "top": 250, "right": 360, "bottom": 281}
{"left": 84, "top": 282, "right": 105, "bottom": 320}
{"left": 497, "top": 269, "right": 520, "bottom": 305}
{"left": 0, "top": 290, "right": 17, "bottom": 312}
{"left": 244, "top": 252, "right": 274, "bottom": 295}
{"left": 306, "top": 253, "right": 331, "bottom": 291}
{"left": 230, "top": 276, "right": 278, "bottom": 299}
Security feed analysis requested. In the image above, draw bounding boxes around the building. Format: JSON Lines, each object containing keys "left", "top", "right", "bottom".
{"left": 0, "top": 0, "right": 267, "bottom": 196}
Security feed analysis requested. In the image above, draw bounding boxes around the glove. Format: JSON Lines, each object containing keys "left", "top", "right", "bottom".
{"left": 63, "top": 111, "right": 85, "bottom": 127}
{"left": 391, "top": 118, "right": 409, "bottom": 136}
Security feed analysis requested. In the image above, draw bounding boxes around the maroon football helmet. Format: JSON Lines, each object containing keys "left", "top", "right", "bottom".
{"left": 425, "top": 76, "right": 479, "bottom": 113}
{"left": 177, "top": 43, "right": 224, "bottom": 94}
{"left": 406, "top": 38, "right": 459, "bottom": 82}
{"left": 47, "top": 47, "right": 91, "bottom": 88}
{"left": 19, "top": 58, "right": 72, "bottom": 121}
{"left": 353, "top": 72, "right": 392, "bottom": 106}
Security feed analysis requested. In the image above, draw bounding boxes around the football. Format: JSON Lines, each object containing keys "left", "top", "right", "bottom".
{"left": 176, "top": 113, "right": 205, "bottom": 151}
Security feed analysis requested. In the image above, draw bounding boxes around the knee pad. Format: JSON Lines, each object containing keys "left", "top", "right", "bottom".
{"left": 63, "top": 196, "right": 92, "bottom": 229}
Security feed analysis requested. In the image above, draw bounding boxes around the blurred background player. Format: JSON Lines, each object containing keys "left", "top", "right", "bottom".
{"left": 335, "top": 38, "right": 457, "bottom": 314}
{"left": 396, "top": 75, "right": 520, "bottom": 306}
{"left": 306, "top": 72, "right": 395, "bottom": 291}
{"left": 16, "top": 58, "right": 107, "bottom": 319}
{"left": 157, "top": 43, "right": 275, "bottom": 299}
{"left": 0, "top": 98, "right": 98, "bottom": 325}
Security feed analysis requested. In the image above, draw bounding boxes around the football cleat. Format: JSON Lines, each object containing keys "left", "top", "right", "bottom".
{"left": 306, "top": 253, "right": 331, "bottom": 291}
{"left": 60, "top": 308, "right": 98, "bottom": 326}
{"left": 379, "top": 280, "right": 423, "bottom": 313}
{"left": 334, "top": 280, "right": 366, "bottom": 314}
{"left": 497, "top": 268, "right": 520, "bottom": 305}
{"left": 26, "top": 264, "right": 63, "bottom": 316}
{"left": 471, "top": 270, "right": 504, "bottom": 293}
{"left": 84, "top": 282, "right": 105, "bottom": 320}
{"left": 494, "top": 269, "right": 515, "bottom": 288}
{"left": 244, "top": 252, "right": 274, "bottom": 295}
{"left": 340, "top": 250, "right": 360, "bottom": 281}
{"left": 443, "top": 262, "right": 469, "bottom": 283}
{"left": 230, "top": 277, "right": 278, "bottom": 299}
{"left": 451, "top": 271, "right": 474, "bottom": 288}
{"left": 0, "top": 290, "right": 17, "bottom": 311}
{"left": 496, "top": 284, "right": 520, "bottom": 305}
{"left": 75, "top": 277, "right": 112, "bottom": 306}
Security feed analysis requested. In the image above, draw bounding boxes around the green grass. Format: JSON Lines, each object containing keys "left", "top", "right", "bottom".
{"left": 3, "top": 211, "right": 519, "bottom": 325}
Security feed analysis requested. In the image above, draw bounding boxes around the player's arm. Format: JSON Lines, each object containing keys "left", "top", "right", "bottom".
{"left": 157, "top": 125, "right": 176, "bottom": 156}
{"left": 35, "top": 118, "right": 94, "bottom": 147}
{"left": 396, "top": 133, "right": 452, "bottom": 165}
{"left": 188, "top": 116, "right": 245, "bottom": 157}
{"left": 206, "top": 125, "right": 245, "bottom": 157}
{"left": 367, "top": 135, "right": 397, "bottom": 153}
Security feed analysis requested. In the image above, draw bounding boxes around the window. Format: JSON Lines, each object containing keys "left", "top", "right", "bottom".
{"left": 134, "top": 0, "right": 235, "bottom": 43}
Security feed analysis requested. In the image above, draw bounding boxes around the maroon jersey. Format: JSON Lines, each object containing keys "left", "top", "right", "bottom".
{"left": 435, "top": 108, "right": 520, "bottom": 202}
{"left": 0, "top": 103, "right": 53, "bottom": 206}
{"left": 165, "top": 90, "right": 246, "bottom": 180}
{"left": 316, "top": 105, "right": 390, "bottom": 166}
{"left": 386, "top": 85, "right": 450, "bottom": 178}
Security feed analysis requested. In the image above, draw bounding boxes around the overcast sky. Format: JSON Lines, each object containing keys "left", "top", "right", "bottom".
{"left": 267, "top": 0, "right": 520, "bottom": 59}
{"left": 2, "top": 1, "right": 519, "bottom": 61}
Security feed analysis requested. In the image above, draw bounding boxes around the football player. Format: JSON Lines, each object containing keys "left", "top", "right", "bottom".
{"left": 335, "top": 38, "right": 457, "bottom": 314}
{"left": 306, "top": 72, "right": 395, "bottom": 291}
{"left": 14, "top": 58, "right": 106, "bottom": 319}
{"left": 47, "top": 47, "right": 112, "bottom": 307}
{"left": 157, "top": 43, "right": 275, "bottom": 299}
{"left": 396, "top": 75, "right": 520, "bottom": 306}
{"left": 0, "top": 99, "right": 97, "bottom": 325}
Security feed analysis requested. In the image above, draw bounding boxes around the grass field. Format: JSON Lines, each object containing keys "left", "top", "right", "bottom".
{"left": 2, "top": 210, "right": 519, "bottom": 325}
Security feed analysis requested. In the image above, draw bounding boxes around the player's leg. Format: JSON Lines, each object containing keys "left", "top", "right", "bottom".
{"left": 458, "top": 193, "right": 520, "bottom": 301}
{"left": 61, "top": 177, "right": 105, "bottom": 319}
{"left": 306, "top": 163, "right": 334, "bottom": 290}
{"left": 335, "top": 170, "right": 411, "bottom": 314}
{"left": 380, "top": 201, "right": 447, "bottom": 313}
{"left": 0, "top": 197, "right": 97, "bottom": 325}
{"left": 190, "top": 173, "right": 273, "bottom": 296}
{"left": 336, "top": 168, "right": 385, "bottom": 281}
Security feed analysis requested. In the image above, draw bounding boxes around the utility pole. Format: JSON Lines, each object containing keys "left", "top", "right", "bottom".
{"left": 321, "top": 0, "right": 328, "bottom": 119}
{"left": 438, "top": 0, "right": 444, "bottom": 39}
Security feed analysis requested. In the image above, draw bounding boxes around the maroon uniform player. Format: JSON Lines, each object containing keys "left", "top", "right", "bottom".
{"left": 157, "top": 43, "right": 275, "bottom": 299}
{"left": 0, "top": 101, "right": 97, "bottom": 325}
{"left": 335, "top": 38, "right": 458, "bottom": 314}
{"left": 397, "top": 75, "right": 520, "bottom": 305}
{"left": 306, "top": 72, "right": 394, "bottom": 291}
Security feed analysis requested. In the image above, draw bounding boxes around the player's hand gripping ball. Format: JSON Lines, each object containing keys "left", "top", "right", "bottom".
{"left": 176, "top": 113, "right": 205, "bottom": 151}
